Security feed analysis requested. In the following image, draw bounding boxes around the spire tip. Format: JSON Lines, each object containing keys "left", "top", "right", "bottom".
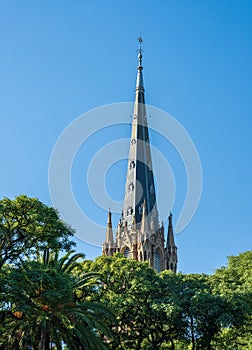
{"left": 137, "top": 33, "right": 143, "bottom": 67}
{"left": 137, "top": 33, "right": 143, "bottom": 47}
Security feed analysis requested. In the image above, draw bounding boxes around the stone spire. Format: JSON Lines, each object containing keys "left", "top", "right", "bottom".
{"left": 102, "top": 209, "right": 116, "bottom": 257}
{"left": 167, "top": 213, "right": 175, "bottom": 247}
{"left": 123, "top": 34, "right": 159, "bottom": 230}
{"left": 166, "top": 213, "right": 178, "bottom": 272}
{"left": 102, "top": 36, "right": 178, "bottom": 273}
{"left": 105, "top": 209, "right": 114, "bottom": 244}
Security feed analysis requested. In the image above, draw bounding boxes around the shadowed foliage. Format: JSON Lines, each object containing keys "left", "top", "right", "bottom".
{"left": 0, "top": 250, "right": 114, "bottom": 349}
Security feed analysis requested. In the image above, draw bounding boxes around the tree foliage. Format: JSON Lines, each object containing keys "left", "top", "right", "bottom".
{"left": 84, "top": 253, "right": 252, "bottom": 350}
{"left": 0, "top": 195, "right": 251, "bottom": 349}
{"left": 0, "top": 250, "right": 113, "bottom": 350}
{"left": 0, "top": 196, "right": 113, "bottom": 350}
{"left": 84, "top": 254, "right": 162, "bottom": 349}
{"left": 210, "top": 251, "right": 252, "bottom": 349}
{"left": 0, "top": 195, "right": 75, "bottom": 270}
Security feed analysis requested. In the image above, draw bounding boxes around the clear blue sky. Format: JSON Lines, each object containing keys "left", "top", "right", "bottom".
{"left": 0, "top": 1, "right": 251, "bottom": 274}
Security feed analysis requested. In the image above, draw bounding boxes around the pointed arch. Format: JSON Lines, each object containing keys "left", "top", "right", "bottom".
{"left": 122, "top": 247, "right": 131, "bottom": 258}
{"left": 154, "top": 247, "right": 162, "bottom": 273}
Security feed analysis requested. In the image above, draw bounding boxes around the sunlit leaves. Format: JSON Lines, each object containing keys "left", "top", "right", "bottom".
{"left": 0, "top": 195, "right": 75, "bottom": 269}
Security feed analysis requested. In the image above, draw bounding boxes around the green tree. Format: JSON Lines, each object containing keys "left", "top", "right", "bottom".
{"left": 157, "top": 272, "right": 235, "bottom": 350}
{"left": 85, "top": 254, "right": 246, "bottom": 350}
{"left": 182, "top": 275, "right": 233, "bottom": 349}
{"left": 83, "top": 254, "right": 191, "bottom": 350}
{"left": 0, "top": 250, "right": 113, "bottom": 350}
{"left": 83, "top": 254, "right": 162, "bottom": 349}
{"left": 0, "top": 195, "right": 75, "bottom": 270}
{"left": 211, "top": 251, "right": 252, "bottom": 349}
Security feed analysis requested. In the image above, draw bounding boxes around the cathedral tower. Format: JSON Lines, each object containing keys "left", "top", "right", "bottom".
{"left": 102, "top": 36, "right": 177, "bottom": 272}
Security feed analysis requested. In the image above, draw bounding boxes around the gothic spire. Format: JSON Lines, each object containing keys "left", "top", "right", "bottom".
{"left": 123, "top": 35, "right": 159, "bottom": 230}
{"left": 167, "top": 213, "right": 175, "bottom": 247}
{"left": 102, "top": 36, "right": 178, "bottom": 273}
{"left": 105, "top": 209, "right": 114, "bottom": 244}
{"left": 166, "top": 212, "right": 178, "bottom": 272}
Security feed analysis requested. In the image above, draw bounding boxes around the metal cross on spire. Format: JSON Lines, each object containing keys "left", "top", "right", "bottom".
{"left": 137, "top": 33, "right": 143, "bottom": 66}
{"left": 137, "top": 33, "right": 143, "bottom": 50}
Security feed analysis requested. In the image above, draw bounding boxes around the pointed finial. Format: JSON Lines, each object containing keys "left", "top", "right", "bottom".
{"left": 105, "top": 209, "right": 114, "bottom": 244}
{"left": 169, "top": 212, "right": 173, "bottom": 224}
{"left": 167, "top": 212, "right": 175, "bottom": 247}
{"left": 160, "top": 221, "right": 164, "bottom": 235}
{"left": 137, "top": 33, "right": 143, "bottom": 67}
{"left": 137, "top": 33, "right": 143, "bottom": 50}
{"left": 107, "top": 209, "right": 112, "bottom": 225}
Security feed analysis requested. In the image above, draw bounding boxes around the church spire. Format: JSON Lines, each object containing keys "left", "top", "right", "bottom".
{"left": 166, "top": 213, "right": 178, "bottom": 272}
{"left": 167, "top": 213, "right": 175, "bottom": 247}
{"left": 123, "top": 35, "right": 159, "bottom": 230}
{"left": 102, "top": 209, "right": 116, "bottom": 257}
{"left": 102, "top": 37, "right": 178, "bottom": 273}
{"left": 105, "top": 209, "right": 114, "bottom": 244}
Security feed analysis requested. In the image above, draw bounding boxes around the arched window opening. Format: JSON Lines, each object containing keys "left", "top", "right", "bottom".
{"left": 124, "top": 247, "right": 131, "bottom": 258}
{"left": 154, "top": 249, "right": 161, "bottom": 273}
{"left": 144, "top": 251, "right": 147, "bottom": 261}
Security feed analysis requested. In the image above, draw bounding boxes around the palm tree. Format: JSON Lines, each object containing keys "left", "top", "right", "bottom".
{"left": 0, "top": 250, "right": 114, "bottom": 350}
